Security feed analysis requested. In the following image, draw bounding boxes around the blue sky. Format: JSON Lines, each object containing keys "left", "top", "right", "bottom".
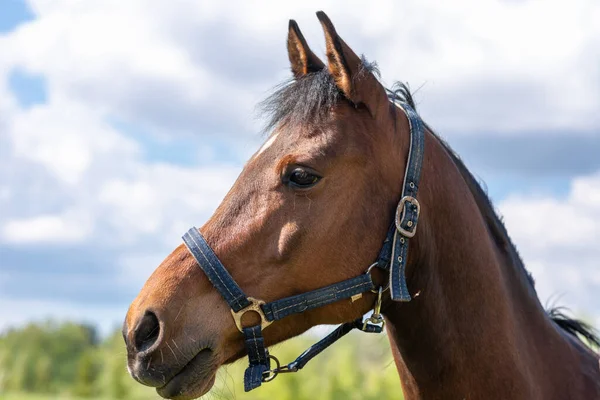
{"left": 0, "top": 0, "right": 33, "bottom": 33}
{"left": 0, "top": 0, "right": 599, "bottom": 335}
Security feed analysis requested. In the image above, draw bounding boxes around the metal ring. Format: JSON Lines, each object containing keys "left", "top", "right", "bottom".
{"left": 262, "top": 355, "right": 281, "bottom": 382}
{"left": 365, "top": 263, "right": 390, "bottom": 293}
{"left": 230, "top": 297, "right": 273, "bottom": 332}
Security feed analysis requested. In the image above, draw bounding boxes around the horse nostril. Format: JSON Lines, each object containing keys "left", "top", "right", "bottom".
{"left": 133, "top": 311, "right": 161, "bottom": 353}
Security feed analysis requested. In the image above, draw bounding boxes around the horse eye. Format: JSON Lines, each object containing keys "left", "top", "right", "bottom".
{"left": 286, "top": 167, "right": 321, "bottom": 189}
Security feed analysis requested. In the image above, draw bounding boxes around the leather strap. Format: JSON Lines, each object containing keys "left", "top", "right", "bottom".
{"left": 182, "top": 229, "right": 251, "bottom": 312}
{"left": 180, "top": 100, "right": 425, "bottom": 390}
{"left": 182, "top": 227, "right": 377, "bottom": 391}
{"left": 283, "top": 318, "right": 382, "bottom": 372}
{"left": 375, "top": 101, "right": 424, "bottom": 301}
{"left": 242, "top": 325, "right": 270, "bottom": 391}
{"left": 262, "top": 274, "right": 374, "bottom": 321}
{"left": 183, "top": 227, "right": 376, "bottom": 324}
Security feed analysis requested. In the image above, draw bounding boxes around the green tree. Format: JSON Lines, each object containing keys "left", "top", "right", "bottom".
{"left": 99, "top": 330, "right": 132, "bottom": 399}
{"left": 34, "top": 355, "right": 52, "bottom": 392}
{"left": 0, "top": 320, "right": 408, "bottom": 400}
{"left": 73, "top": 350, "right": 98, "bottom": 397}
{"left": 0, "top": 321, "right": 99, "bottom": 394}
{"left": 108, "top": 357, "right": 129, "bottom": 399}
{"left": 8, "top": 352, "right": 35, "bottom": 392}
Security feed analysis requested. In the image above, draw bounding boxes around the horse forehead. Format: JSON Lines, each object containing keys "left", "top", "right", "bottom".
{"left": 255, "top": 132, "right": 280, "bottom": 157}
{"left": 250, "top": 130, "right": 330, "bottom": 165}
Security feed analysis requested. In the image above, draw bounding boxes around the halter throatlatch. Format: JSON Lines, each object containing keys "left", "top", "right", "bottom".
{"left": 181, "top": 102, "right": 424, "bottom": 391}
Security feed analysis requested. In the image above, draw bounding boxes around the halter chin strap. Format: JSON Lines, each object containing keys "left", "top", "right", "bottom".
{"left": 181, "top": 101, "right": 424, "bottom": 391}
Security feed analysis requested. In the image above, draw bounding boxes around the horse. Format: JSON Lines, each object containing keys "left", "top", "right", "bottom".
{"left": 123, "top": 11, "right": 600, "bottom": 400}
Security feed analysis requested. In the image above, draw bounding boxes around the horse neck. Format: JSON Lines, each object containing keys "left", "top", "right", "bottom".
{"left": 381, "top": 129, "right": 558, "bottom": 399}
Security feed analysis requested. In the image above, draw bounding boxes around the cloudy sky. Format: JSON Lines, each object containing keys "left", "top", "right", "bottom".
{"left": 1, "top": 0, "right": 599, "bottom": 335}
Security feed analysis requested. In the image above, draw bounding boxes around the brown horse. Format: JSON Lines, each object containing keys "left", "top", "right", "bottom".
{"left": 123, "top": 11, "right": 600, "bottom": 400}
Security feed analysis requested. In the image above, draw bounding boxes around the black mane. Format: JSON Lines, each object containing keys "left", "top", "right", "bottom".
{"left": 259, "top": 68, "right": 341, "bottom": 134}
{"left": 258, "top": 67, "right": 600, "bottom": 349}
{"left": 426, "top": 107, "right": 600, "bottom": 349}
{"left": 258, "top": 58, "right": 379, "bottom": 133}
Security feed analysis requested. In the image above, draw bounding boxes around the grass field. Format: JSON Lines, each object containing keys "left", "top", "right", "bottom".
{"left": 0, "top": 394, "right": 106, "bottom": 400}
{"left": 0, "top": 393, "right": 161, "bottom": 400}
{"left": 0, "top": 394, "right": 142, "bottom": 400}
{"left": 0, "top": 324, "right": 403, "bottom": 400}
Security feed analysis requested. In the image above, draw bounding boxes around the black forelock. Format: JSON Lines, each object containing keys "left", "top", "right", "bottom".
{"left": 258, "top": 57, "right": 388, "bottom": 135}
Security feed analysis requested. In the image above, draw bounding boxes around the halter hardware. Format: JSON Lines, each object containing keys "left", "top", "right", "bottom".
{"left": 395, "top": 195, "right": 420, "bottom": 238}
{"left": 181, "top": 101, "right": 424, "bottom": 391}
{"left": 261, "top": 354, "right": 295, "bottom": 383}
{"left": 231, "top": 297, "right": 272, "bottom": 332}
{"left": 362, "top": 287, "right": 385, "bottom": 331}
{"left": 259, "top": 309, "right": 386, "bottom": 385}
{"left": 366, "top": 262, "right": 390, "bottom": 293}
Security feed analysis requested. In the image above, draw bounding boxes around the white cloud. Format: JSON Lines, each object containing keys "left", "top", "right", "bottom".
{"left": 2, "top": 209, "right": 93, "bottom": 244}
{"left": 369, "top": 0, "right": 600, "bottom": 133}
{"left": 0, "top": 187, "right": 10, "bottom": 202}
{"left": 499, "top": 171, "right": 600, "bottom": 321}
{"left": 1, "top": 0, "right": 597, "bottom": 137}
{"left": 0, "top": 0, "right": 598, "bottom": 331}
{"left": 8, "top": 99, "right": 139, "bottom": 185}
{"left": 96, "top": 163, "right": 240, "bottom": 245}
{"left": 3, "top": 0, "right": 261, "bottom": 135}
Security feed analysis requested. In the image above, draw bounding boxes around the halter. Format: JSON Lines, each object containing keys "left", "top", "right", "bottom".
{"left": 182, "top": 101, "right": 424, "bottom": 391}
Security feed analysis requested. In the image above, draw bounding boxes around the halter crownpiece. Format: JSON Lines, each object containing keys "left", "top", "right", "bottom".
{"left": 181, "top": 101, "right": 424, "bottom": 391}
{"left": 377, "top": 101, "right": 425, "bottom": 301}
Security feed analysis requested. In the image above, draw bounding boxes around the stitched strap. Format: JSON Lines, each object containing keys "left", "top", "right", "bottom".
{"left": 390, "top": 230, "right": 411, "bottom": 300}
{"left": 180, "top": 99, "right": 427, "bottom": 391}
{"left": 181, "top": 228, "right": 376, "bottom": 391}
{"left": 262, "top": 274, "right": 374, "bottom": 322}
{"left": 280, "top": 318, "right": 382, "bottom": 372}
{"left": 375, "top": 222, "right": 396, "bottom": 270}
{"left": 287, "top": 320, "right": 360, "bottom": 371}
{"left": 182, "top": 228, "right": 251, "bottom": 312}
{"left": 243, "top": 325, "right": 270, "bottom": 392}
{"left": 396, "top": 103, "right": 424, "bottom": 235}
{"left": 377, "top": 102, "right": 425, "bottom": 301}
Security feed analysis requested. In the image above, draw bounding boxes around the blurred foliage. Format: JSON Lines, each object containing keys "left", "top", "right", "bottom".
{"left": 0, "top": 321, "right": 403, "bottom": 400}
{"left": 213, "top": 328, "right": 403, "bottom": 400}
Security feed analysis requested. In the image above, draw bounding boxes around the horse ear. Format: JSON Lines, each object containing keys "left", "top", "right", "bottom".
{"left": 287, "top": 19, "right": 325, "bottom": 78}
{"left": 316, "top": 11, "right": 388, "bottom": 117}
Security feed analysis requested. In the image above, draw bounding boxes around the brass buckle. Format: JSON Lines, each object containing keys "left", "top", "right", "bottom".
{"left": 230, "top": 297, "right": 272, "bottom": 332}
{"left": 395, "top": 196, "right": 420, "bottom": 238}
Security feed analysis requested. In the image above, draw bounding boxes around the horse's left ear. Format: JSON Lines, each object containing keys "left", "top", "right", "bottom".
{"left": 316, "top": 11, "right": 388, "bottom": 118}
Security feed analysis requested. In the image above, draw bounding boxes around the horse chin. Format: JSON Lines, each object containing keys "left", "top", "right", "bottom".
{"left": 156, "top": 348, "right": 218, "bottom": 400}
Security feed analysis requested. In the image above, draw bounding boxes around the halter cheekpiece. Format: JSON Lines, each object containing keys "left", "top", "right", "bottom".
{"left": 182, "top": 101, "right": 424, "bottom": 391}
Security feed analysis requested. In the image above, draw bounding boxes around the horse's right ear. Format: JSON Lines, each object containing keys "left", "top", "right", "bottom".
{"left": 316, "top": 11, "right": 389, "bottom": 120}
{"left": 287, "top": 20, "right": 325, "bottom": 78}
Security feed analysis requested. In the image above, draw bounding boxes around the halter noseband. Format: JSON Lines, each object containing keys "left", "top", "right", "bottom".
{"left": 182, "top": 101, "right": 424, "bottom": 391}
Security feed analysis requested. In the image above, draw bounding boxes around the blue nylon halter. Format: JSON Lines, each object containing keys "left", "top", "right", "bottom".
{"left": 182, "top": 101, "right": 424, "bottom": 391}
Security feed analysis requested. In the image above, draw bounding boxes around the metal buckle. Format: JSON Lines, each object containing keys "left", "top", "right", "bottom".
{"left": 395, "top": 196, "right": 420, "bottom": 238}
{"left": 231, "top": 297, "right": 273, "bottom": 332}
{"left": 362, "top": 287, "right": 385, "bottom": 331}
